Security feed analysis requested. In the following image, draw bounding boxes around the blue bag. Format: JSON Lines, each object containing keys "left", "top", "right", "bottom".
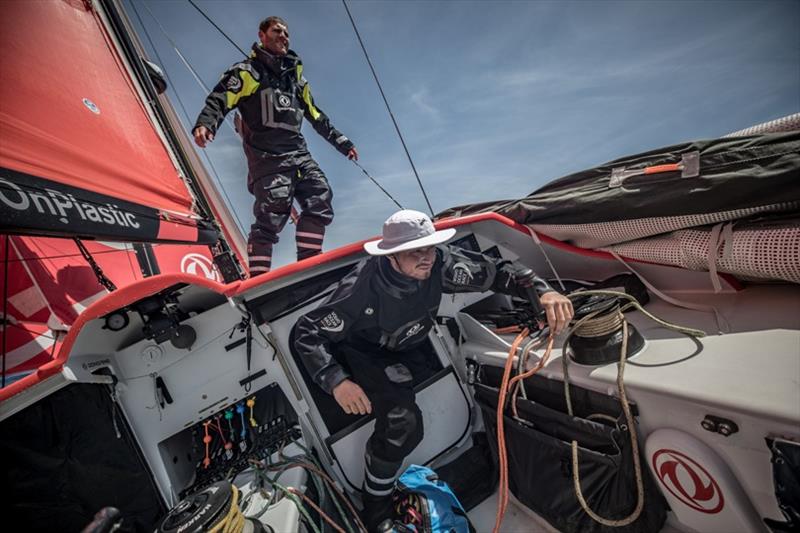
{"left": 393, "top": 464, "right": 473, "bottom": 533}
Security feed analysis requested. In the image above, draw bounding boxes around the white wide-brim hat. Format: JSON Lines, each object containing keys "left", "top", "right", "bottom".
{"left": 363, "top": 209, "right": 456, "bottom": 256}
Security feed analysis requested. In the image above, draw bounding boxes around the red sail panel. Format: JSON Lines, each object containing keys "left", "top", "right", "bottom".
{"left": 1, "top": 236, "right": 121, "bottom": 379}
{"left": 0, "top": 0, "right": 193, "bottom": 218}
{"left": 0, "top": 236, "right": 221, "bottom": 380}
{"left": 152, "top": 243, "right": 223, "bottom": 283}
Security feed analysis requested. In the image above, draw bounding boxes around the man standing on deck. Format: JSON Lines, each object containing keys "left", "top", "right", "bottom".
{"left": 294, "top": 209, "right": 573, "bottom": 530}
{"left": 193, "top": 16, "right": 358, "bottom": 275}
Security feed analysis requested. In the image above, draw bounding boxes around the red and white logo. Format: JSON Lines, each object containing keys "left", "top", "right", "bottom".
{"left": 180, "top": 253, "right": 220, "bottom": 282}
{"left": 652, "top": 449, "right": 724, "bottom": 514}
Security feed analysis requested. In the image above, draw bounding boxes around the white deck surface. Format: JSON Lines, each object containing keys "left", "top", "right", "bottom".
{"left": 468, "top": 491, "right": 557, "bottom": 533}
{"left": 468, "top": 490, "right": 685, "bottom": 532}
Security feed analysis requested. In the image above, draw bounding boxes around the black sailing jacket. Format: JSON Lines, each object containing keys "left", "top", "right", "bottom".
{"left": 194, "top": 44, "right": 353, "bottom": 178}
{"left": 294, "top": 245, "right": 554, "bottom": 394}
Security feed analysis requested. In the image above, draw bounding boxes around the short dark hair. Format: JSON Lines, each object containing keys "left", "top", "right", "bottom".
{"left": 259, "top": 16, "right": 287, "bottom": 32}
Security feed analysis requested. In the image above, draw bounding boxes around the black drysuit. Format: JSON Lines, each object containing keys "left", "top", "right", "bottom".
{"left": 294, "top": 244, "right": 553, "bottom": 526}
{"left": 194, "top": 43, "right": 354, "bottom": 271}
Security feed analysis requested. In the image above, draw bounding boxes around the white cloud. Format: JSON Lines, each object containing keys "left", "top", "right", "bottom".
{"left": 409, "top": 86, "right": 443, "bottom": 123}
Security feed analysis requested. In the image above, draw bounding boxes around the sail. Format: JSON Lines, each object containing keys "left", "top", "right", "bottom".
{"left": 438, "top": 131, "right": 800, "bottom": 283}
{"left": 0, "top": 0, "right": 230, "bottom": 385}
{"left": 0, "top": 236, "right": 221, "bottom": 382}
{"left": 438, "top": 132, "right": 800, "bottom": 231}
{"left": 0, "top": 0, "right": 216, "bottom": 244}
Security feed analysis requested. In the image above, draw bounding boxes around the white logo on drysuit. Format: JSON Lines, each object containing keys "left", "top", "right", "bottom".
{"left": 277, "top": 94, "right": 292, "bottom": 107}
{"left": 226, "top": 75, "right": 242, "bottom": 92}
{"left": 398, "top": 322, "right": 424, "bottom": 345}
{"left": 452, "top": 262, "right": 474, "bottom": 285}
{"left": 320, "top": 311, "right": 344, "bottom": 333}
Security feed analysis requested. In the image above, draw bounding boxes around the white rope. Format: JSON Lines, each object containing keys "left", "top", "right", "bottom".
{"left": 608, "top": 251, "right": 730, "bottom": 334}
{"left": 570, "top": 317, "right": 644, "bottom": 527}
{"left": 558, "top": 289, "right": 705, "bottom": 527}
{"left": 525, "top": 226, "right": 566, "bottom": 291}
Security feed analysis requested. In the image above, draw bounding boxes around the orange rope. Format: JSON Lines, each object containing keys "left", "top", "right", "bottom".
{"left": 493, "top": 325, "right": 522, "bottom": 334}
{"left": 510, "top": 335, "right": 554, "bottom": 419}
{"left": 508, "top": 337, "right": 542, "bottom": 418}
{"left": 493, "top": 328, "right": 555, "bottom": 533}
{"left": 493, "top": 328, "right": 528, "bottom": 533}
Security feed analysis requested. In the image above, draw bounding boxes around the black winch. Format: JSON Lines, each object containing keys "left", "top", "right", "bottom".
{"left": 568, "top": 297, "right": 645, "bottom": 365}
{"left": 157, "top": 482, "right": 269, "bottom": 533}
{"left": 158, "top": 482, "right": 233, "bottom": 533}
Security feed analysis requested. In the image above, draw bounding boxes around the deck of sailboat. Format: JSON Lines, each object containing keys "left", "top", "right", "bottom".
{"left": 1, "top": 2, "right": 798, "bottom": 530}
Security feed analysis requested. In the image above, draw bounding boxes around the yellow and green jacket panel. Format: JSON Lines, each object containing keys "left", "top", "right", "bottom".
{"left": 194, "top": 44, "right": 353, "bottom": 160}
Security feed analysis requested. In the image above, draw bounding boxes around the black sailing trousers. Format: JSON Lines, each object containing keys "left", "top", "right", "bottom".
{"left": 338, "top": 345, "right": 436, "bottom": 529}
{"left": 247, "top": 153, "right": 333, "bottom": 273}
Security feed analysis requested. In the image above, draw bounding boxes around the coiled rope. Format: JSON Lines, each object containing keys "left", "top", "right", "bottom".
{"left": 560, "top": 290, "right": 704, "bottom": 527}
{"left": 493, "top": 289, "right": 705, "bottom": 531}
{"left": 208, "top": 484, "right": 245, "bottom": 533}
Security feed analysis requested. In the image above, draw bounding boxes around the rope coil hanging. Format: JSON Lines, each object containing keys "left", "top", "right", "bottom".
{"left": 492, "top": 289, "right": 706, "bottom": 531}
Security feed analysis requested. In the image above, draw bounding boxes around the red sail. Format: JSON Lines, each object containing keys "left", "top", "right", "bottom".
{"left": 0, "top": 0, "right": 212, "bottom": 243}
{"left": 0, "top": 1, "right": 227, "bottom": 384}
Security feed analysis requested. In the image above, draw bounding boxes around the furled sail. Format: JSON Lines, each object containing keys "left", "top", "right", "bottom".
{"left": 438, "top": 129, "right": 800, "bottom": 283}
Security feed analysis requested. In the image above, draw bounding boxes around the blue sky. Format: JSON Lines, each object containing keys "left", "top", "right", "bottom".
{"left": 126, "top": 0, "right": 800, "bottom": 269}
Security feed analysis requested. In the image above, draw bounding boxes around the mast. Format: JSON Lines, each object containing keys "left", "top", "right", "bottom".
{"left": 99, "top": 0, "right": 246, "bottom": 281}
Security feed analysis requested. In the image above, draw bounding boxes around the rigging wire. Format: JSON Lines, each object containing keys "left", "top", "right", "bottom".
{"left": 3, "top": 322, "right": 61, "bottom": 342}
{"left": 342, "top": 0, "right": 434, "bottom": 216}
{"left": 136, "top": 0, "right": 237, "bottom": 137}
{"left": 186, "top": 0, "right": 249, "bottom": 58}
{"left": 351, "top": 160, "right": 404, "bottom": 209}
{"left": 74, "top": 238, "right": 117, "bottom": 292}
{"left": 4, "top": 245, "right": 143, "bottom": 264}
{"left": 130, "top": 1, "right": 198, "bottom": 130}
{"left": 132, "top": 0, "right": 246, "bottom": 235}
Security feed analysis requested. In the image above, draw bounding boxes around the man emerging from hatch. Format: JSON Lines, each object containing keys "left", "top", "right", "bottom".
{"left": 193, "top": 16, "right": 358, "bottom": 275}
{"left": 294, "top": 209, "right": 574, "bottom": 530}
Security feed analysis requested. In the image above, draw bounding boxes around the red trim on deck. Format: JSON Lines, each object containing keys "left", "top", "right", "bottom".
{"left": 0, "top": 274, "right": 237, "bottom": 403}
{"left": 234, "top": 240, "right": 370, "bottom": 294}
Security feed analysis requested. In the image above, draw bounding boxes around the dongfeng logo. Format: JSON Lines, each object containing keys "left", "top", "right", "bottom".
{"left": 278, "top": 94, "right": 291, "bottom": 107}
{"left": 652, "top": 449, "right": 724, "bottom": 514}
{"left": 0, "top": 178, "right": 140, "bottom": 228}
{"left": 181, "top": 253, "right": 220, "bottom": 281}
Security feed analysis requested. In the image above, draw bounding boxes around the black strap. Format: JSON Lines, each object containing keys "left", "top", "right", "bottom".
{"left": 2, "top": 235, "right": 8, "bottom": 388}
{"left": 74, "top": 238, "right": 116, "bottom": 292}
{"left": 244, "top": 314, "right": 253, "bottom": 392}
